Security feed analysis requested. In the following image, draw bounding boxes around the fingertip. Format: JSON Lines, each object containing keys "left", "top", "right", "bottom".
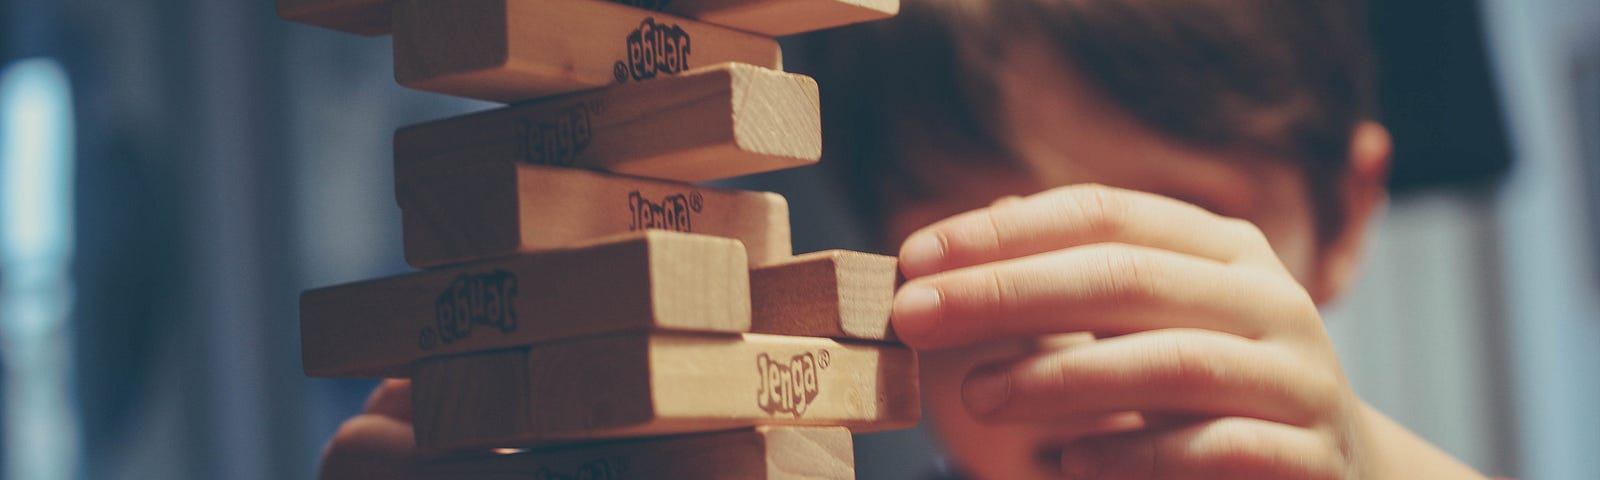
{"left": 899, "top": 231, "right": 945, "bottom": 278}
{"left": 364, "top": 379, "right": 414, "bottom": 422}
{"left": 891, "top": 283, "right": 943, "bottom": 345}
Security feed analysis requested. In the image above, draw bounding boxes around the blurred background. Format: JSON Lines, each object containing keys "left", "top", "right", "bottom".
{"left": 0, "top": 0, "right": 1595, "bottom": 478}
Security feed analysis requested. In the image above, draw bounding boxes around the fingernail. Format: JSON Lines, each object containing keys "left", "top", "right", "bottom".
{"left": 900, "top": 233, "right": 944, "bottom": 277}
{"left": 961, "top": 368, "right": 1011, "bottom": 416}
{"left": 892, "top": 285, "right": 942, "bottom": 340}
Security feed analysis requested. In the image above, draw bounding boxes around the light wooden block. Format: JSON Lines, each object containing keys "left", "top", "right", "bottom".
{"left": 279, "top": 0, "right": 898, "bottom": 38}
{"left": 395, "top": 63, "right": 819, "bottom": 183}
{"left": 412, "top": 332, "right": 920, "bottom": 449}
{"left": 400, "top": 162, "right": 793, "bottom": 268}
{"left": 392, "top": 0, "right": 783, "bottom": 103}
{"left": 419, "top": 427, "right": 853, "bottom": 480}
{"left": 751, "top": 250, "right": 898, "bottom": 341}
{"left": 620, "top": 0, "right": 900, "bottom": 36}
{"left": 276, "top": 0, "right": 390, "bottom": 36}
{"left": 300, "top": 231, "right": 751, "bottom": 378}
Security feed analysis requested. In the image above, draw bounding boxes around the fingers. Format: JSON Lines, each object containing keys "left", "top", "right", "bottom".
{"left": 899, "top": 184, "right": 1276, "bottom": 279}
{"left": 363, "top": 379, "right": 413, "bottom": 422}
{"left": 892, "top": 244, "right": 1313, "bottom": 349}
{"left": 1056, "top": 417, "right": 1346, "bottom": 480}
{"left": 321, "top": 381, "right": 419, "bottom": 480}
{"left": 960, "top": 330, "right": 1337, "bottom": 427}
{"left": 319, "top": 414, "right": 419, "bottom": 480}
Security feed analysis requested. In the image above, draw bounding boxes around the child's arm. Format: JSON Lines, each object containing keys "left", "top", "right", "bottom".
{"left": 892, "top": 184, "right": 1489, "bottom": 479}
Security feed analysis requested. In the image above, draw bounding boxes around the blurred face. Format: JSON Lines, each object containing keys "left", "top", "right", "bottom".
{"left": 884, "top": 42, "right": 1327, "bottom": 479}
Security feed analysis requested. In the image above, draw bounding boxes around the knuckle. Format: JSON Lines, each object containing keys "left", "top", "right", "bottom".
{"left": 1065, "top": 184, "right": 1132, "bottom": 239}
{"left": 982, "top": 268, "right": 1017, "bottom": 311}
{"left": 1226, "top": 217, "right": 1267, "bottom": 241}
{"left": 1149, "top": 335, "right": 1223, "bottom": 393}
{"left": 1092, "top": 245, "right": 1160, "bottom": 304}
{"left": 1225, "top": 217, "right": 1275, "bottom": 255}
{"left": 1271, "top": 280, "right": 1327, "bottom": 340}
{"left": 1299, "top": 368, "right": 1350, "bottom": 421}
{"left": 1193, "top": 422, "right": 1278, "bottom": 473}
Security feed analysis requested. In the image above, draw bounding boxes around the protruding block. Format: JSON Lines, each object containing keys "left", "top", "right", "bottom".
{"left": 412, "top": 332, "right": 920, "bottom": 449}
{"left": 395, "top": 63, "right": 819, "bottom": 183}
{"left": 400, "top": 163, "right": 793, "bottom": 268}
{"left": 751, "top": 250, "right": 898, "bottom": 341}
{"left": 392, "top": 0, "right": 783, "bottom": 103}
{"left": 300, "top": 231, "right": 751, "bottom": 378}
{"left": 276, "top": 0, "right": 390, "bottom": 36}
{"left": 419, "top": 427, "right": 854, "bottom": 480}
{"left": 620, "top": 0, "right": 900, "bottom": 36}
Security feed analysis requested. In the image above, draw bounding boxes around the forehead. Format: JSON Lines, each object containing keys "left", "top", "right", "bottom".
{"left": 937, "top": 40, "right": 1297, "bottom": 217}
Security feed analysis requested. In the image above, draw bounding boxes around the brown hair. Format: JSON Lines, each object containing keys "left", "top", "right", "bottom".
{"left": 797, "top": 0, "right": 1375, "bottom": 244}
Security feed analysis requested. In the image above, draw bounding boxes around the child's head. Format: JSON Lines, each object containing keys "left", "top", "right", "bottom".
{"left": 808, "top": 0, "right": 1387, "bottom": 299}
{"left": 804, "top": 0, "right": 1389, "bottom": 476}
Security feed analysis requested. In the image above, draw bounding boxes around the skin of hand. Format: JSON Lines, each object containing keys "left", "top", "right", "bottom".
{"left": 319, "top": 379, "right": 420, "bottom": 480}
{"left": 894, "top": 185, "right": 1358, "bottom": 478}
{"left": 876, "top": 40, "right": 1491, "bottom": 480}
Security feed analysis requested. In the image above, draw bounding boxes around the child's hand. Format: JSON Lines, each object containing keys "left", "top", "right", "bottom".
{"left": 319, "top": 379, "right": 421, "bottom": 480}
{"left": 892, "top": 184, "right": 1484, "bottom": 479}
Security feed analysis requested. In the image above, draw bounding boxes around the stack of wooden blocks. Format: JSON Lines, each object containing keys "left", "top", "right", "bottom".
{"left": 282, "top": 0, "right": 917, "bottom": 477}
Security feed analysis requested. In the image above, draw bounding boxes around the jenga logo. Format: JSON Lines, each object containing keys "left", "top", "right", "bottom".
{"left": 516, "top": 104, "right": 593, "bottom": 167}
{"left": 420, "top": 270, "right": 519, "bottom": 350}
{"left": 534, "top": 459, "right": 618, "bottom": 480}
{"left": 615, "top": 18, "right": 691, "bottom": 83}
{"left": 628, "top": 191, "right": 702, "bottom": 232}
{"left": 756, "top": 350, "right": 828, "bottom": 417}
{"left": 613, "top": 0, "right": 673, "bottom": 10}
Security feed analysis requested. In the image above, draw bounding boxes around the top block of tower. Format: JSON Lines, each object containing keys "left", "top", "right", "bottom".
{"left": 280, "top": 0, "right": 898, "bottom": 37}
{"left": 622, "top": 0, "right": 899, "bottom": 36}
{"left": 392, "top": 0, "right": 782, "bottom": 102}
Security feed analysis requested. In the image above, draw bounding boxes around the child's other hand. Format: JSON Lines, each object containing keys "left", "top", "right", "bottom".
{"left": 319, "top": 379, "right": 420, "bottom": 480}
{"left": 892, "top": 184, "right": 1478, "bottom": 479}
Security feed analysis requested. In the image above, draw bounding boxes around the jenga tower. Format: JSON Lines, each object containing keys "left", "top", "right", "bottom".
{"left": 283, "top": 0, "right": 915, "bottom": 478}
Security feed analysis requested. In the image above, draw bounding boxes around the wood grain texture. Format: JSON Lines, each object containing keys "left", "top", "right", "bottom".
{"left": 276, "top": 0, "right": 390, "bottom": 35}
{"left": 751, "top": 250, "right": 899, "bottom": 341}
{"left": 418, "top": 427, "right": 853, "bottom": 479}
{"left": 392, "top": 0, "right": 782, "bottom": 103}
{"left": 300, "top": 231, "right": 751, "bottom": 378}
{"left": 278, "top": 0, "right": 898, "bottom": 37}
{"left": 399, "top": 163, "right": 792, "bottom": 268}
{"left": 412, "top": 332, "right": 920, "bottom": 449}
{"left": 394, "top": 62, "right": 819, "bottom": 183}
{"left": 625, "top": 0, "right": 900, "bottom": 36}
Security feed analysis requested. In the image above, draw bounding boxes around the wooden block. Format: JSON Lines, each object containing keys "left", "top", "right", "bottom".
{"left": 300, "top": 231, "right": 751, "bottom": 378}
{"left": 392, "top": 0, "right": 783, "bottom": 103}
{"left": 280, "top": 0, "right": 898, "bottom": 38}
{"left": 412, "top": 332, "right": 920, "bottom": 449}
{"left": 619, "top": 0, "right": 900, "bottom": 37}
{"left": 419, "top": 427, "right": 854, "bottom": 480}
{"left": 395, "top": 63, "right": 819, "bottom": 183}
{"left": 751, "top": 250, "right": 898, "bottom": 341}
{"left": 276, "top": 0, "right": 390, "bottom": 36}
{"left": 399, "top": 163, "right": 793, "bottom": 268}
